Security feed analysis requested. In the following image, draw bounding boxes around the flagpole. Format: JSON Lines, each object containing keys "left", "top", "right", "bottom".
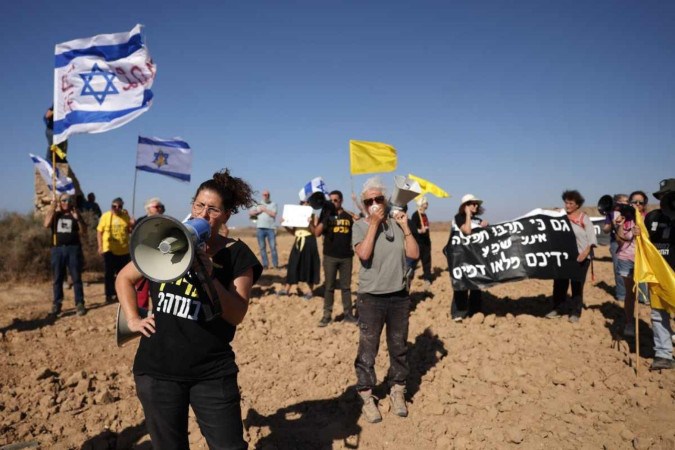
{"left": 50, "top": 146, "right": 57, "bottom": 246}
{"left": 132, "top": 168, "right": 138, "bottom": 217}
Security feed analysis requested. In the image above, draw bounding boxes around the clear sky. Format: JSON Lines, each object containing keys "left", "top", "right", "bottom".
{"left": 2, "top": 1, "right": 674, "bottom": 227}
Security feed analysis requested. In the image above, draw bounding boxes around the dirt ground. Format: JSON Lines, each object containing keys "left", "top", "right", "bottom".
{"left": 1, "top": 230, "right": 674, "bottom": 450}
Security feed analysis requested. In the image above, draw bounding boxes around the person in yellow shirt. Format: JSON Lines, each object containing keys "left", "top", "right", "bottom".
{"left": 97, "top": 197, "right": 135, "bottom": 303}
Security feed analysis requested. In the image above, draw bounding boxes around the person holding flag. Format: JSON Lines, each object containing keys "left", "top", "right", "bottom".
{"left": 642, "top": 179, "right": 675, "bottom": 370}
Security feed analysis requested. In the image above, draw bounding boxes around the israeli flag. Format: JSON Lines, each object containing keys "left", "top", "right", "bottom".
{"left": 29, "top": 154, "right": 75, "bottom": 195}
{"left": 53, "top": 24, "right": 156, "bottom": 145}
{"left": 136, "top": 136, "right": 192, "bottom": 182}
{"left": 299, "top": 177, "right": 328, "bottom": 202}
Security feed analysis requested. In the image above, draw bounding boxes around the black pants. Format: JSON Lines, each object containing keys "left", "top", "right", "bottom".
{"left": 135, "top": 373, "right": 246, "bottom": 450}
{"left": 552, "top": 258, "right": 591, "bottom": 314}
{"left": 322, "top": 255, "right": 353, "bottom": 318}
{"left": 354, "top": 292, "right": 410, "bottom": 391}
{"left": 414, "top": 240, "right": 433, "bottom": 282}
{"left": 103, "top": 252, "right": 130, "bottom": 298}
{"left": 453, "top": 290, "right": 482, "bottom": 315}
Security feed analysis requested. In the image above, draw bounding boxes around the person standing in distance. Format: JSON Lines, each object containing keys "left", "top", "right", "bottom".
{"left": 249, "top": 189, "right": 279, "bottom": 269}
{"left": 314, "top": 190, "right": 358, "bottom": 326}
{"left": 44, "top": 193, "right": 87, "bottom": 317}
{"left": 97, "top": 197, "right": 134, "bottom": 303}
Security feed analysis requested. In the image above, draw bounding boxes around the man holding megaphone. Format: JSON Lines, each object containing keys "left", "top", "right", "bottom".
{"left": 115, "top": 169, "right": 263, "bottom": 449}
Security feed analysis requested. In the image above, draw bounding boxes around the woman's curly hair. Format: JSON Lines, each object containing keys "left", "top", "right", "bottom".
{"left": 193, "top": 168, "right": 256, "bottom": 214}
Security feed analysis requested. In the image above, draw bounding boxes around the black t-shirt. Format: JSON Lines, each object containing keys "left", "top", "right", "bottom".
{"left": 411, "top": 212, "right": 431, "bottom": 245}
{"left": 53, "top": 211, "right": 81, "bottom": 246}
{"left": 645, "top": 209, "right": 674, "bottom": 269}
{"left": 134, "top": 239, "right": 262, "bottom": 381}
{"left": 321, "top": 210, "right": 354, "bottom": 258}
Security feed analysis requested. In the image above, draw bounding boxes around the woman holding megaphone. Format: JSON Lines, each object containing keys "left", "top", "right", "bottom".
{"left": 116, "top": 169, "right": 263, "bottom": 450}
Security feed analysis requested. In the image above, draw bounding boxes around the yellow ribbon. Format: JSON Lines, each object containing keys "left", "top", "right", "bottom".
{"left": 50, "top": 144, "right": 66, "bottom": 160}
{"left": 294, "top": 229, "right": 312, "bottom": 252}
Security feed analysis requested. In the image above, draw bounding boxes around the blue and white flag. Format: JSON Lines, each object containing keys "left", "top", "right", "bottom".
{"left": 30, "top": 154, "right": 75, "bottom": 195}
{"left": 299, "top": 177, "right": 328, "bottom": 202}
{"left": 136, "top": 136, "right": 192, "bottom": 182}
{"left": 53, "top": 24, "right": 156, "bottom": 145}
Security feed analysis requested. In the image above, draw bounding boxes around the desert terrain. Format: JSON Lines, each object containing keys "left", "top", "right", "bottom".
{"left": 1, "top": 229, "right": 674, "bottom": 450}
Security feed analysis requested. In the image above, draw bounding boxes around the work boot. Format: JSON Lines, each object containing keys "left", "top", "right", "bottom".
{"left": 76, "top": 303, "right": 87, "bottom": 316}
{"left": 359, "top": 390, "right": 382, "bottom": 423}
{"left": 389, "top": 384, "right": 408, "bottom": 417}
{"left": 343, "top": 314, "right": 358, "bottom": 324}
{"left": 650, "top": 357, "right": 675, "bottom": 371}
{"left": 318, "top": 316, "right": 331, "bottom": 328}
{"left": 49, "top": 304, "right": 61, "bottom": 318}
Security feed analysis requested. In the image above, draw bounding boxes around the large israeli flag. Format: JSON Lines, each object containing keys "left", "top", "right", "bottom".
{"left": 136, "top": 136, "right": 192, "bottom": 182}
{"left": 53, "top": 24, "right": 156, "bottom": 145}
{"left": 30, "top": 154, "right": 75, "bottom": 195}
{"left": 298, "top": 177, "right": 328, "bottom": 202}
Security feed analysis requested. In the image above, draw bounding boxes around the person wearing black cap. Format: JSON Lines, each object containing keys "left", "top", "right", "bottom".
{"left": 644, "top": 178, "right": 675, "bottom": 370}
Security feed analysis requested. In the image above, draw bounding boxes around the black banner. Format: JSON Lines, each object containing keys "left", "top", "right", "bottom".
{"left": 446, "top": 210, "right": 584, "bottom": 290}
{"left": 590, "top": 216, "right": 610, "bottom": 246}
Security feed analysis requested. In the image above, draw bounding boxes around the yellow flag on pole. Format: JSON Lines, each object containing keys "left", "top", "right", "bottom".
{"left": 349, "top": 140, "right": 397, "bottom": 175}
{"left": 408, "top": 173, "right": 450, "bottom": 198}
{"left": 634, "top": 212, "right": 675, "bottom": 314}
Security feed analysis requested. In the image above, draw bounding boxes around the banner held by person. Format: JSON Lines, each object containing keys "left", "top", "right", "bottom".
{"left": 407, "top": 173, "right": 450, "bottom": 198}
{"left": 349, "top": 140, "right": 397, "bottom": 175}
{"left": 136, "top": 136, "right": 192, "bottom": 182}
{"left": 29, "top": 154, "right": 75, "bottom": 195}
{"left": 53, "top": 24, "right": 156, "bottom": 145}
{"left": 446, "top": 209, "right": 583, "bottom": 290}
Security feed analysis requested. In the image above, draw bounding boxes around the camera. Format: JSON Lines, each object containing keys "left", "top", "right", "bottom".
{"left": 617, "top": 203, "right": 635, "bottom": 222}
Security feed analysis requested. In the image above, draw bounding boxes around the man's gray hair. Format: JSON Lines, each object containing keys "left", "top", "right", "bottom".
{"left": 361, "top": 176, "right": 388, "bottom": 198}
{"left": 144, "top": 197, "right": 162, "bottom": 213}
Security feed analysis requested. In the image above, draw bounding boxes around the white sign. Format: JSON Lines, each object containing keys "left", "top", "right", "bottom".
{"left": 281, "top": 204, "right": 313, "bottom": 228}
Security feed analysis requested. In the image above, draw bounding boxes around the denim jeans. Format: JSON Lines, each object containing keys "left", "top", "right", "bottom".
{"left": 135, "top": 373, "right": 246, "bottom": 450}
{"left": 51, "top": 245, "right": 84, "bottom": 308}
{"left": 651, "top": 308, "right": 674, "bottom": 360}
{"left": 610, "top": 240, "right": 626, "bottom": 300}
{"left": 256, "top": 228, "right": 278, "bottom": 268}
{"left": 322, "top": 255, "right": 353, "bottom": 318}
{"left": 103, "top": 252, "right": 130, "bottom": 298}
{"left": 354, "top": 292, "right": 410, "bottom": 391}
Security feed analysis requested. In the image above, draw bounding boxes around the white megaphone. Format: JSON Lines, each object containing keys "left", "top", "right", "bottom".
{"left": 389, "top": 175, "right": 422, "bottom": 215}
{"left": 130, "top": 215, "right": 211, "bottom": 283}
{"left": 116, "top": 305, "right": 149, "bottom": 347}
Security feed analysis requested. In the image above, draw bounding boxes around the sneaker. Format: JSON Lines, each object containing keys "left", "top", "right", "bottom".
{"left": 545, "top": 309, "right": 561, "bottom": 319}
{"left": 389, "top": 384, "right": 408, "bottom": 417}
{"left": 568, "top": 314, "right": 580, "bottom": 323}
{"left": 359, "top": 391, "right": 382, "bottom": 423}
{"left": 277, "top": 289, "right": 288, "bottom": 296}
{"left": 650, "top": 357, "right": 675, "bottom": 371}
{"left": 318, "top": 316, "right": 331, "bottom": 327}
{"left": 303, "top": 292, "right": 313, "bottom": 301}
{"left": 49, "top": 304, "right": 61, "bottom": 318}
{"left": 452, "top": 310, "right": 468, "bottom": 322}
{"left": 623, "top": 322, "right": 635, "bottom": 337}
{"left": 343, "top": 314, "right": 358, "bottom": 324}
{"left": 76, "top": 304, "right": 86, "bottom": 316}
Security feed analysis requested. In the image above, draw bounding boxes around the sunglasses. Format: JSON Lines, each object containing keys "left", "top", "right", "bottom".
{"left": 467, "top": 202, "right": 480, "bottom": 206}
{"left": 630, "top": 201, "right": 645, "bottom": 206}
{"left": 112, "top": 204, "right": 122, "bottom": 209}
{"left": 363, "top": 195, "right": 386, "bottom": 207}
{"left": 60, "top": 199, "right": 71, "bottom": 203}
{"left": 152, "top": 204, "right": 165, "bottom": 210}
{"left": 330, "top": 198, "right": 341, "bottom": 203}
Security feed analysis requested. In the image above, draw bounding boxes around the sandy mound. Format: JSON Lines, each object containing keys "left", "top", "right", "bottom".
{"left": 1, "top": 231, "right": 674, "bottom": 449}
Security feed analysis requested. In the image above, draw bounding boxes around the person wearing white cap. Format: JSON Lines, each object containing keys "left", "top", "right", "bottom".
{"left": 451, "top": 194, "right": 488, "bottom": 321}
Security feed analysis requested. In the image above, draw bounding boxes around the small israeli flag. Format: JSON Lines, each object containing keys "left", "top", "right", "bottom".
{"left": 298, "top": 177, "right": 328, "bottom": 202}
{"left": 52, "top": 24, "right": 156, "bottom": 145}
{"left": 136, "top": 136, "right": 192, "bottom": 182}
{"left": 30, "top": 154, "right": 75, "bottom": 195}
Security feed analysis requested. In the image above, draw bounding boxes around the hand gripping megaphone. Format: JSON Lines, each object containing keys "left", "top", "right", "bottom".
{"left": 389, "top": 175, "right": 422, "bottom": 215}
{"left": 117, "top": 215, "right": 220, "bottom": 346}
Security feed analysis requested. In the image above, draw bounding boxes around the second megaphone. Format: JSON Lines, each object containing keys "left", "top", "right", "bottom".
{"left": 130, "top": 215, "right": 211, "bottom": 283}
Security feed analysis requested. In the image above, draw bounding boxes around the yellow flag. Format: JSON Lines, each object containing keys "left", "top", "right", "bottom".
{"left": 634, "top": 212, "right": 675, "bottom": 314}
{"left": 349, "top": 140, "right": 397, "bottom": 175}
{"left": 408, "top": 173, "right": 450, "bottom": 198}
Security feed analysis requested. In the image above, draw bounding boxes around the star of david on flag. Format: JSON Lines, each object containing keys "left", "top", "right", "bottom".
{"left": 136, "top": 136, "right": 192, "bottom": 182}
{"left": 53, "top": 24, "right": 156, "bottom": 145}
